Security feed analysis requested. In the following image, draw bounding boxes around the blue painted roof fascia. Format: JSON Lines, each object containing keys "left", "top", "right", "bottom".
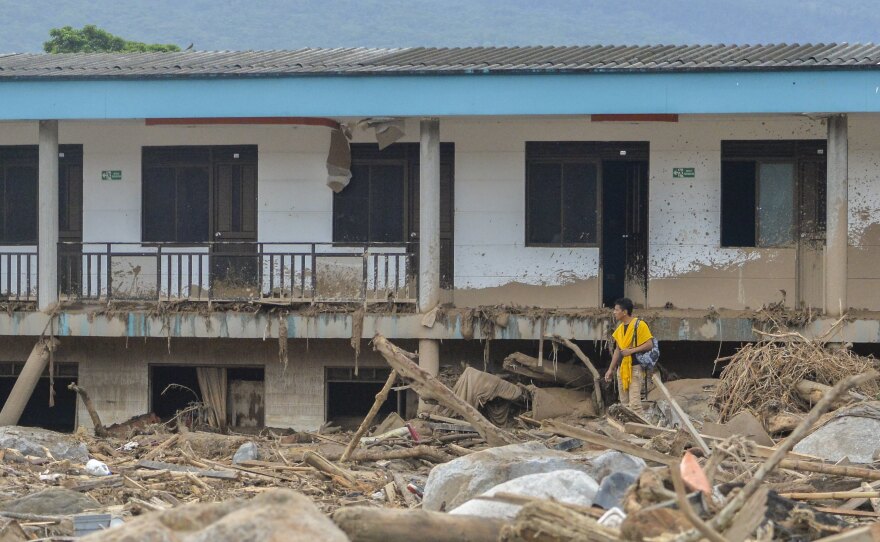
{"left": 0, "top": 70, "right": 877, "bottom": 120}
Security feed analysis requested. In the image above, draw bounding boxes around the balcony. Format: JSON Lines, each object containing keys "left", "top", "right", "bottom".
{"left": 0, "top": 247, "right": 38, "bottom": 302}
{"left": 57, "top": 242, "right": 417, "bottom": 304}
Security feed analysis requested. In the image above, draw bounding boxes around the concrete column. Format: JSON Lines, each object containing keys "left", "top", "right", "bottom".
{"left": 826, "top": 115, "right": 848, "bottom": 316}
{"left": 38, "top": 120, "right": 59, "bottom": 310}
{"left": 0, "top": 339, "right": 57, "bottom": 426}
{"left": 418, "top": 118, "right": 441, "bottom": 379}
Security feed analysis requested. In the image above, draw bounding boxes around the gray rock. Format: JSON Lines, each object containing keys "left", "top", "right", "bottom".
{"left": 0, "top": 427, "right": 89, "bottom": 463}
{"left": 594, "top": 471, "right": 638, "bottom": 510}
{"left": 0, "top": 488, "right": 99, "bottom": 515}
{"left": 584, "top": 450, "right": 647, "bottom": 482}
{"left": 794, "top": 416, "right": 880, "bottom": 463}
{"left": 83, "top": 489, "right": 347, "bottom": 542}
{"left": 422, "top": 441, "right": 591, "bottom": 511}
{"left": 450, "top": 469, "right": 598, "bottom": 519}
{"left": 232, "top": 442, "right": 260, "bottom": 464}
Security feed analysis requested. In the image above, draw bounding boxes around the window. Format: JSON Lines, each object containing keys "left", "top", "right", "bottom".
{"left": 526, "top": 144, "right": 599, "bottom": 246}
{"left": 720, "top": 141, "right": 823, "bottom": 248}
{"left": 333, "top": 147, "right": 407, "bottom": 244}
{"left": 142, "top": 147, "right": 256, "bottom": 243}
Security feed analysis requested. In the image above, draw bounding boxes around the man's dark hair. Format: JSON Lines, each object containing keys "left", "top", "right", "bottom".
{"left": 614, "top": 297, "right": 634, "bottom": 316}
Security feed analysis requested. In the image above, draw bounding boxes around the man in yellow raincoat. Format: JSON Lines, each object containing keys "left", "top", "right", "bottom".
{"left": 604, "top": 297, "right": 655, "bottom": 416}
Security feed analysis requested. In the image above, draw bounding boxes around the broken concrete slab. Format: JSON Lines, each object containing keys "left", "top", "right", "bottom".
{"left": 373, "top": 412, "right": 406, "bottom": 436}
{"left": 0, "top": 427, "right": 89, "bottom": 463}
{"left": 794, "top": 416, "right": 880, "bottom": 463}
{"left": 422, "top": 441, "right": 591, "bottom": 512}
{"left": 0, "top": 488, "right": 99, "bottom": 515}
{"left": 703, "top": 410, "right": 775, "bottom": 447}
{"left": 82, "top": 489, "right": 348, "bottom": 542}
{"left": 450, "top": 469, "right": 598, "bottom": 519}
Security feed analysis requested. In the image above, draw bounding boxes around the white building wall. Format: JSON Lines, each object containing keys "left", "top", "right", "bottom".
{"left": 2, "top": 114, "right": 876, "bottom": 310}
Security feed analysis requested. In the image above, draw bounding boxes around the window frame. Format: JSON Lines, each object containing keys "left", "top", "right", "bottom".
{"left": 141, "top": 145, "right": 257, "bottom": 246}
{"left": 720, "top": 157, "right": 798, "bottom": 249}
{"left": 525, "top": 150, "right": 601, "bottom": 248}
{"left": 331, "top": 147, "right": 411, "bottom": 246}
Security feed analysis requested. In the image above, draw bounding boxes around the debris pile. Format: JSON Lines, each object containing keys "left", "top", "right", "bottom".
{"left": 0, "top": 332, "right": 878, "bottom": 540}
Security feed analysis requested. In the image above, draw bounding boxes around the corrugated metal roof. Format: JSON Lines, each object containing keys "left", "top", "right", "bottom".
{"left": 1, "top": 44, "right": 880, "bottom": 79}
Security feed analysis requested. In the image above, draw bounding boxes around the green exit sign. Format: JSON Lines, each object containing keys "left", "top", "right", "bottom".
{"left": 101, "top": 170, "right": 122, "bottom": 181}
{"left": 673, "top": 167, "right": 695, "bottom": 178}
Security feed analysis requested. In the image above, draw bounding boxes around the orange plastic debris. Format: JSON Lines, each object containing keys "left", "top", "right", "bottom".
{"left": 680, "top": 450, "right": 712, "bottom": 495}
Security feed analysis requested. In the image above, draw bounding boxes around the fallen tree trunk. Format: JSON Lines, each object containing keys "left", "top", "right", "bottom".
{"left": 373, "top": 334, "right": 518, "bottom": 447}
{"left": 325, "top": 445, "right": 453, "bottom": 464}
{"left": 68, "top": 383, "right": 107, "bottom": 437}
{"left": 333, "top": 507, "right": 505, "bottom": 542}
{"left": 502, "top": 352, "right": 590, "bottom": 386}
{"left": 795, "top": 379, "right": 864, "bottom": 407}
{"left": 0, "top": 338, "right": 59, "bottom": 427}
{"left": 502, "top": 499, "right": 619, "bottom": 542}
{"left": 303, "top": 451, "right": 359, "bottom": 489}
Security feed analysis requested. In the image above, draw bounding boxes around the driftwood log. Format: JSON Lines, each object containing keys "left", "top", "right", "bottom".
{"left": 325, "top": 445, "right": 453, "bottom": 464}
{"left": 303, "top": 451, "right": 360, "bottom": 489}
{"left": 68, "top": 383, "right": 108, "bottom": 437}
{"left": 502, "top": 352, "right": 590, "bottom": 386}
{"left": 500, "top": 499, "right": 619, "bottom": 542}
{"left": 373, "top": 334, "right": 518, "bottom": 447}
{"left": 333, "top": 507, "right": 505, "bottom": 542}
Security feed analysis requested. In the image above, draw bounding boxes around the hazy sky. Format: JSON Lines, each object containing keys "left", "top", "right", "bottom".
{"left": 1, "top": 0, "right": 878, "bottom": 53}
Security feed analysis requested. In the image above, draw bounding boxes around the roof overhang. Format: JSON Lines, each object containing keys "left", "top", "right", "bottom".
{"left": 0, "top": 70, "right": 878, "bottom": 120}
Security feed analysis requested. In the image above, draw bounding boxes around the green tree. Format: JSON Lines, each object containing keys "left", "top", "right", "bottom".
{"left": 43, "top": 25, "right": 180, "bottom": 53}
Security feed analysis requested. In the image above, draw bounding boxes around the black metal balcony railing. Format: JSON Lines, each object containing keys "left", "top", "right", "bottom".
{"left": 0, "top": 248, "right": 38, "bottom": 302}
{"left": 58, "top": 242, "right": 418, "bottom": 303}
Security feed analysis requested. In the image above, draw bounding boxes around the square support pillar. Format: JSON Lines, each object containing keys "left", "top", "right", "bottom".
{"left": 38, "top": 120, "right": 59, "bottom": 310}
{"left": 418, "top": 118, "right": 441, "bottom": 380}
{"left": 826, "top": 114, "right": 848, "bottom": 316}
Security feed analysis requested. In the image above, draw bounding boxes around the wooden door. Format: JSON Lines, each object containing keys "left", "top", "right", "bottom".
{"left": 797, "top": 158, "right": 826, "bottom": 310}
{"left": 211, "top": 160, "right": 258, "bottom": 298}
{"left": 623, "top": 161, "right": 649, "bottom": 307}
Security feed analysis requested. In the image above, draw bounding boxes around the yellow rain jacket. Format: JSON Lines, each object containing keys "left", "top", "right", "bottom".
{"left": 611, "top": 318, "right": 654, "bottom": 391}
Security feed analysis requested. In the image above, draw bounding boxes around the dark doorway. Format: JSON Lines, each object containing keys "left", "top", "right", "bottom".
{"left": 58, "top": 146, "right": 84, "bottom": 298}
{"left": 602, "top": 160, "right": 649, "bottom": 307}
{"left": 150, "top": 366, "right": 201, "bottom": 420}
{"left": 0, "top": 362, "right": 77, "bottom": 432}
{"left": 325, "top": 367, "right": 402, "bottom": 429}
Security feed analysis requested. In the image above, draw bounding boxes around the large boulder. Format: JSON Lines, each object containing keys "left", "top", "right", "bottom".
{"left": 0, "top": 488, "right": 99, "bottom": 515}
{"left": 423, "top": 441, "right": 594, "bottom": 511}
{"left": 83, "top": 489, "right": 348, "bottom": 542}
{"left": 794, "top": 416, "right": 880, "bottom": 463}
{"left": 583, "top": 450, "right": 646, "bottom": 482}
{"left": 450, "top": 469, "right": 598, "bottom": 519}
{"left": 0, "top": 427, "right": 89, "bottom": 463}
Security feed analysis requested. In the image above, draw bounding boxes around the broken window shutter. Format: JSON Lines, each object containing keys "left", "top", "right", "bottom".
{"left": 326, "top": 127, "right": 352, "bottom": 193}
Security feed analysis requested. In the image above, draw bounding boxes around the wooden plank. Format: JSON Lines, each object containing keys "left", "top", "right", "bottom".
{"left": 813, "top": 523, "right": 880, "bottom": 542}
{"left": 543, "top": 419, "right": 675, "bottom": 466}
{"left": 623, "top": 422, "right": 818, "bottom": 461}
{"left": 135, "top": 459, "right": 238, "bottom": 480}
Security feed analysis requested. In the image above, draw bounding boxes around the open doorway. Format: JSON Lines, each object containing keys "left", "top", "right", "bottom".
{"left": 0, "top": 362, "right": 77, "bottom": 432}
{"left": 602, "top": 158, "right": 649, "bottom": 308}
{"left": 150, "top": 365, "right": 265, "bottom": 430}
{"left": 325, "top": 367, "right": 403, "bottom": 430}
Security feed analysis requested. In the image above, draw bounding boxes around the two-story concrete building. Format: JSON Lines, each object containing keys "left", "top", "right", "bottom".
{"left": 0, "top": 44, "right": 879, "bottom": 432}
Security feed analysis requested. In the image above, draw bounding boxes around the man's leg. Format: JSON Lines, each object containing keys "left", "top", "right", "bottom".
{"left": 616, "top": 367, "right": 627, "bottom": 404}
{"left": 629, "top": 364, "right": 644, "bottom": 415}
